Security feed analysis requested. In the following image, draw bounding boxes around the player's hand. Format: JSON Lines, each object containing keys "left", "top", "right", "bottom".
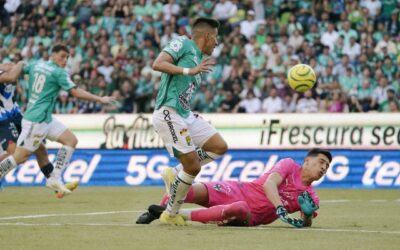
{"left": 190, "top": 57, "right": 216, "bottom": 75}
{"left": 99, "top": 96, "right": 117, "bottom": 105}
{"left": 276, "top": 205, "right": 304, "bottom": 228}
{"left": 298, "top": 191, "right": 319, "bottom": 217}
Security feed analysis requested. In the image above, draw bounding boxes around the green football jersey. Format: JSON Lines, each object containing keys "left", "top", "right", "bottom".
{"left": 155, "top": 36, "right": 203, "bottom": 118}
{"left": 23, "top": 60, "right": 76, "bottom": 123}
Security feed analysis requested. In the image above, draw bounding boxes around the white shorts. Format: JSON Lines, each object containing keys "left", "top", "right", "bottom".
{"left": 17, "top": 118, "right": 67, "bottom": 152}
{"left": 152, "top": 107, "right": 217, "bottom": 157}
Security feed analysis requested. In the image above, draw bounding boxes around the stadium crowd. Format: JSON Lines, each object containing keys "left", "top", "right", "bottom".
{"left": 0, "top": 0, "right": 399, "bottom": 114}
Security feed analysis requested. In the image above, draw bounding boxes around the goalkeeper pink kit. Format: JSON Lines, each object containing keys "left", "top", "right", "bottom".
{"left": 203, "top": 158, "right": 319, "bottom": 226}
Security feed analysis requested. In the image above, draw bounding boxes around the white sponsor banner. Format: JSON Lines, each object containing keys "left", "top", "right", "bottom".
{"left": 48, "top": 113, "right": 400, "bottom": 149}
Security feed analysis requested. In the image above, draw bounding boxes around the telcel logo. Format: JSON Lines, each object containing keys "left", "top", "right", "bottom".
{"left": 125, "top": 154, "right": 280, "bottom": 185}
{"left": 362, "top": 156, "right": 400, "bottom": 186}
{"left": 4, "top": 154, "right": 101, "bottom": 184}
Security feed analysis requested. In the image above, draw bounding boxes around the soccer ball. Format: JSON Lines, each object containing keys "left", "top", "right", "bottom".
{"left": 287, "top": 64, "right": 317, "bottom": 92}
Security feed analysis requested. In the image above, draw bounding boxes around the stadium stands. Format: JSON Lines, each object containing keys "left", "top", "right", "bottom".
{"left": 0, "top": 0, "right": 398, "bottom": 113}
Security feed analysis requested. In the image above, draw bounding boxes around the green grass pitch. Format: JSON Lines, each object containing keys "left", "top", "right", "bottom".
{"left": 0, "top": 187, "right": 399, "bottom": 250}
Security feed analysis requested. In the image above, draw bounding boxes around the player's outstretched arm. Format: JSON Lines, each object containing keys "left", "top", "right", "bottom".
{"left": 152, "top": 52, "right": 215, "bottom": 75}
{"left": 0, "top": 63, "right": 15, "bottom": 71}
{"left": 0, "top": 61, "right": 24, "bottom": 83}
{"left": 69, "top": 88, "right": 116, "bottom": 105}
{"left": 263, "top": 173, "right": 304, "bottom": 228}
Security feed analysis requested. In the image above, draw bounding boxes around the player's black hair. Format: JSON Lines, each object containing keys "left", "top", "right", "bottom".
{"left": 306, "top": 148, "right": 332, "bottom": 163}
{"left": 51, "top": 44, "right": 69, "bottom": 54}
{"left": 193, "top": 17, "right": 220, "bottom": 29}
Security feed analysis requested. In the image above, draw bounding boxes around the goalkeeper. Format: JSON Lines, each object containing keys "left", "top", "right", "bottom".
{"left": 137, "top": 148, "right": 331, "bottom": 227}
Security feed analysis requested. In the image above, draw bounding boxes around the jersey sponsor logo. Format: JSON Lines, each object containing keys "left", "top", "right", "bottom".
{"left": 35, "top": 62, "right": 55, "bottom": 73}
{"left": 213, "top": 183, "right": 232, "bottom": 193}
{"left": 213, "top": 183, "right": 222, "bottom": 191}
{"left": 163, "top": 110, "right": 178, "bottom": 143}
{"left": 178, "top": 82, "right": 196, "bottom": 110}
{"left": 178, "top": 94, "right": 190, "bottom": 110}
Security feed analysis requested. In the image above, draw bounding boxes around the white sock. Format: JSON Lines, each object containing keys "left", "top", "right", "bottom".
{"left": 172, "top": 148, "right": 222, "bottom": 175}
{"left": 0, "top": 147, "right": 7, "bottom": 161}
{"left": 179, "top": 209, "right": 193, "bottom": 220}
{"left": 166, "top": 170, "right": 195, "bottom": 215}
{"left": 52, "top": 145, "right": 74, "bottom": 178}
{"left": 0, "top": 155, "right": 17, "bottom": 179}
{"left": 0, "top": 146, "right": 5, "bottom": 155}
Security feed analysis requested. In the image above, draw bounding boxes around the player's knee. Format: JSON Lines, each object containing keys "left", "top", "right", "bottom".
{"left": 180, "top": 152, "right": 201, "bottom": 175}
{"left": 70, "top": 135, "right": 78, "bottom": 148}
{"left": 58, "top": 130, "right": 78, "bottom": 148}
{"left": 65, "top": 134, "right": 78, "bottom": 148}
{"left": 225, "top": 201, "right": 251, "bottom": 220}
{"left": 13, "top": 152, "right": 29, "bottom": 164}
{"left": 213, "top": 141, "right": 228, "bottom": 155}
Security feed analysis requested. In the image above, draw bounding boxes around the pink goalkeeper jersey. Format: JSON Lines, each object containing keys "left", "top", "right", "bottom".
{"left": 243, "top": 158, "right": 319, "bottom": 225}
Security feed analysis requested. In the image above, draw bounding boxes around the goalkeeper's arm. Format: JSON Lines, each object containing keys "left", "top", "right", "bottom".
{"left": 263, "top": 173, "right": 304, "bottom": 228}
{"left": 263, "top": 172, "right": 284, "bottom": 208}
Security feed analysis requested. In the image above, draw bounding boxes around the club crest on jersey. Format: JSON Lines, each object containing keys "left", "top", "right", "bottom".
{"left": 169, "top": 40, "right": 183, "bottom": 52}
{"left": 32, "top": 134, "right": 42, "bottom": 148}
{"left": 185, "top": 135, "right": 191, "bottom": 146}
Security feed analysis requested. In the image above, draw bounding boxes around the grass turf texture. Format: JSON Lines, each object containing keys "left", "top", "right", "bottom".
{"left": 0, "top": 187, "right": 399, "bottom": 250}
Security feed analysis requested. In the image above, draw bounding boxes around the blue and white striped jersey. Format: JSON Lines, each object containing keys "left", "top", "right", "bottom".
{"left": 0, "top": 69, "right": 21, "bottom": 121}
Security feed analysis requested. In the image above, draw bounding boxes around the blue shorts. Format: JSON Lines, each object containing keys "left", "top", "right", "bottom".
{"left": 0, "top": 113, "right": 22, "bottom": 151}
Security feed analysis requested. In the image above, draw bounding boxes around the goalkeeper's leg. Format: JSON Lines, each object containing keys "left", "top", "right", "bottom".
{"left": 136, "top": 183, "right": 205, "bottom": 224}
{"left": 138, "top": 201, "right": 251, "bottom": 226}
{"left": 183, "top": 201, "right": 251, "bottom": 226}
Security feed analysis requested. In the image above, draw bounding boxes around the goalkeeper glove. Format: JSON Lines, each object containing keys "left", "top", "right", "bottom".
{"left": 276, "top": 205, "right": 304, "bottom": 228}
{"left": 298, "top": 191, "right": 319, "bottom": 217}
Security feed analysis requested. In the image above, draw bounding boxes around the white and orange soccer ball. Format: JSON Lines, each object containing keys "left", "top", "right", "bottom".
{"left": 287, "top": 64, "right": 317, "bottom": 92}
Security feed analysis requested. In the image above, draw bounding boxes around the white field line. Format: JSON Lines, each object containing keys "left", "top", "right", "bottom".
{"left": 227, "top": 226, "right": 400, "bottom": 235}
{"left": 0, "top": 222, "right": 399, "bottom": 235}
{"left": 320, "top": 199, "right": 350, "bottom": 203}
{"left": 0, "top": 198, "right": 398, "bottom": 221}
{"left": 321, "top": 199, "right": 400, "bottom": 203}
{"left": 0, "top": 210, "right": 144, "bottom": 220}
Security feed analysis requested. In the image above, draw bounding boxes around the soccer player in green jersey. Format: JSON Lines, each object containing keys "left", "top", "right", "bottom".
{"left": 151, "top": 17, "right": 228, "bottom": 225}
{"left": 0, "top": 44, "right": 115, "bottom": 194}
{"left": 0, "top": 62, "right": 78, "bottom": 197}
